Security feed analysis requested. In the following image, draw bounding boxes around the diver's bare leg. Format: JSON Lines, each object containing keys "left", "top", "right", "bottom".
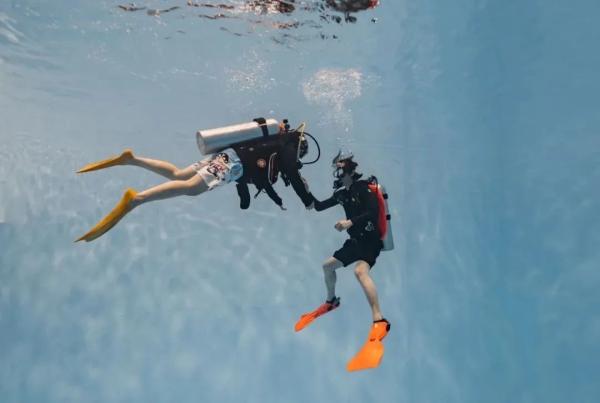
{"left": 131, "top": 173, "right": 209, "bottom": 208}
{"left": 130, "top": 156, "right": 204, "bottom": 180}
{"left": 323, "top": 256, "right": 344, "bottom": 301}
{"left": 354, "top": 260, "right": 383, "bottom": 321}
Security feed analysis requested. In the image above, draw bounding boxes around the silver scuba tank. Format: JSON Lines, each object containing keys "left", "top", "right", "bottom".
{"left": 378, "top": 184, "right": 394, "bottom": 251}
{"left": 196, "top": 118, "right": 280, "bottom": 155}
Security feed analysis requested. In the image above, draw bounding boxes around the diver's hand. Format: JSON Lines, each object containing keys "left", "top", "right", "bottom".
{"left": 335, "top": 219, "right": 353, "bottom": 231}
{"left": 306, "top": 201, "right": 315, "bottom": 210}
{"left": 279, "top": 204, "right": 287, "bottom": 211}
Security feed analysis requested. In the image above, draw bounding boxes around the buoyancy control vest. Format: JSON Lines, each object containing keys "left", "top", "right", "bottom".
{"left": 196, "top": 118, "right": 301, "bottom": 186}
{"left": 233, "top": 130, "right": 302, "bottom": 183}
{"left": 196, "top": 118, "right": 312, "bottom": 207}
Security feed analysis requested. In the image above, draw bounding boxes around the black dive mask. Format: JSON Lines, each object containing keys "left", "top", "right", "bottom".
{"left": 332, "top": 152, "right": 362, "bottom": 189}
{"left": 333, "top": 164, "right": 354, "bottom": 189}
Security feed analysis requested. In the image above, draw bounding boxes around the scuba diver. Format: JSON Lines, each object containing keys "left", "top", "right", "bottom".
{"left": 186, "top": 0, "right": 378, "bottom": 25}
{"left": 295, "top": 149, "right": 394, "bottom": 371}
{"left": 118, "top": 3, "right": 180, "bottom": 15}
{"left": 232, "top": 119, "right": 315, "bottom": 211}
{"left": 75, "top": 118, "right": 316, "bottom": 242}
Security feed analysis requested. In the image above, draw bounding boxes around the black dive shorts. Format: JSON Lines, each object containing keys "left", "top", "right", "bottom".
{"left": 333, "top": 238, "right": 384, "bottom": 268}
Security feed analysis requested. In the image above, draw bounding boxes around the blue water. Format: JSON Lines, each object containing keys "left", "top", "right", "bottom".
{"left": 1, "top": 1, "right": 599, "bottom": 402}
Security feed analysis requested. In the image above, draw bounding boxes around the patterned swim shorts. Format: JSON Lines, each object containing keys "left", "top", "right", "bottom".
{"left": 193, "top": 148, "right": 243, "bottom": 190}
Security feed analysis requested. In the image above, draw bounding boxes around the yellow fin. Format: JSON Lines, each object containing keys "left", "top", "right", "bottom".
{"left": 76, "top": 188, "right": 137, "bottom": 242}
{"left": 76, "top": 149, "right": 134, "bottom": 173}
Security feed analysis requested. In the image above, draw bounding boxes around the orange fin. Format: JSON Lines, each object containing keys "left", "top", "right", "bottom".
{"left": 77, "top": 149, "right": 134, "bottom": 173}
{"left": 76, "top": 188, "right": 137, "bottom": 242}
{"left": 347, "top": 319, "right": 390, "bottom": 372}
{"left": 347, "top": 340, "right": 385, "bottom": 371}
{"left": 294, "top": 312, "right": 319, "bottom": 332}
{"left": 294, "top": 298, "right": 340, "bottom": 332}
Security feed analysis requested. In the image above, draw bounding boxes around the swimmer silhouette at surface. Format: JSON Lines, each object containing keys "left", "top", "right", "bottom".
{"left": 118, "top": 3, "right": 180, "bottom": 16}
{"left": 187, "top": 0, "right": 296, "bottom": 14}
{"left": 322, "top": 0, "right": 379, "bottom": 22}
{"left": 118, "top": 1, "right": 379, "bottom": 25}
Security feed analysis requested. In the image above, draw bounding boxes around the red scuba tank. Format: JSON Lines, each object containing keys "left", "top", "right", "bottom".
{"left": 368, "top": 181, "right": 394, "bottom": 251}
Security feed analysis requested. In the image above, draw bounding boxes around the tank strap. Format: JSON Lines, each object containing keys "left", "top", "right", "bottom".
{"left": 253, "top": 117, "right": 270, "bottom": 137}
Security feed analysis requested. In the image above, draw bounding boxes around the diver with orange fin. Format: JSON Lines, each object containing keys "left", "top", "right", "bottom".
{"left": 295, "top": 149, "right": 394, "bottom": 371}
{"left": 75, "top": 118, "right": 318, "bottom": 242}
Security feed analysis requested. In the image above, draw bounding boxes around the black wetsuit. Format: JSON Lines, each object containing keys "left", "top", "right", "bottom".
{"left": 313, "top": 179, "right": 383, "bottom": 267}
{"left": 233, "top": 131, "right": 313, "bottom": 209}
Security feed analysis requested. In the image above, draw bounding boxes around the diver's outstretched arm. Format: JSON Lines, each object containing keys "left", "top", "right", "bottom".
{"left": 280, "top": 143, "right": 314, "bottom": 207}
{"left": 313, "top": 194, "right": 338, "bottom": 212}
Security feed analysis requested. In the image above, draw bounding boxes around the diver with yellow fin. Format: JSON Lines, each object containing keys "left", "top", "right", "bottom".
{"left": 295, "top": 150, "right": 394, "bottom": 371}
{"left": 76, "top": 118, "right": 318, "bottom": 242}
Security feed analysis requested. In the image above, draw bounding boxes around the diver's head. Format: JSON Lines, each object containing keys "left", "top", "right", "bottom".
{"left": 332, "top": 149, "right": 361, "bottom": 189}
